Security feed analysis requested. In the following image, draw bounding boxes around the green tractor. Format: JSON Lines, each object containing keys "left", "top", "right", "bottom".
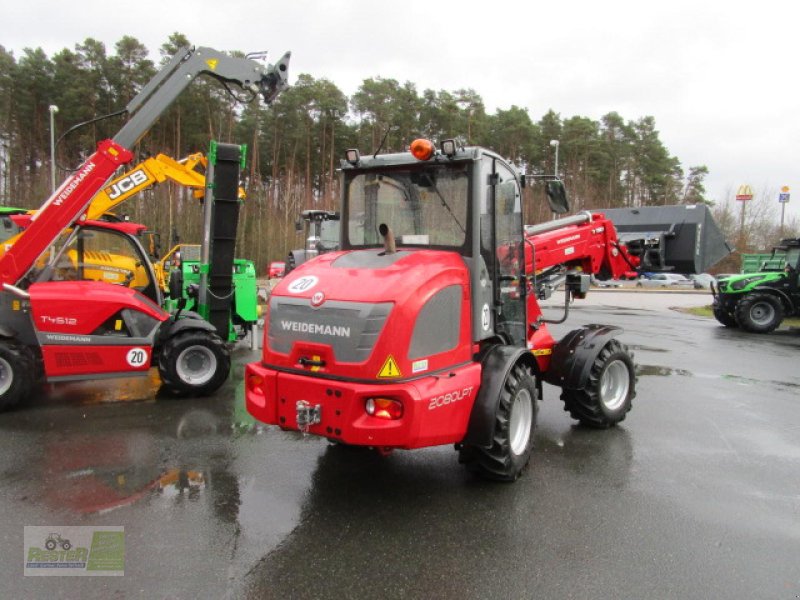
{"left": 712, "top": 238, "right": 800, "bottom": 333}
{"left": 163, "top": 244, "right": 259, "bottom": 342}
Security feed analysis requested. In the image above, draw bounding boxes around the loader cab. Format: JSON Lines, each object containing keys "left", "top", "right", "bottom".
{"left": 32, "top": 221, "right": 163, "bottom": 305}
{"left": 340, "top": 140, "right": 526, "bottom": 346}
{"left": 296, "top": 210, "right": 340, "bottom": 258}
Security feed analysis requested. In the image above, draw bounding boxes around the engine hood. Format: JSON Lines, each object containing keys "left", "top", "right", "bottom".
{"left": 265, "top": 248, "right": 472, "bottom": 379}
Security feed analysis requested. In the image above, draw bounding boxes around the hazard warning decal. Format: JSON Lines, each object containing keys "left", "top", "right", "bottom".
{"left": 377, "top": 355, "right": 402, "bottom": 378}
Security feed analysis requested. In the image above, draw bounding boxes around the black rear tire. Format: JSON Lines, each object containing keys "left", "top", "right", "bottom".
{"left": 460, "top": 363, "right": 537, "bottom": 482}
{"left": 735, "top": 293, "right": 784, "bottom": 333}
{"left": 713, "top": 305, "right": 738, "bottom": 328}
{"left": 561, "top": 339, "right": 635, "bottom": 428}
{"left": 158, "top": 330, "right": 231, "bottom": 396}
{"left": 0, "top": 342, "right": 33, "bottom": 411}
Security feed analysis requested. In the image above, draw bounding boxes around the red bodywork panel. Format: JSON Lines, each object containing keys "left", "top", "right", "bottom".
{"left": 263, "top": 250, "right": 473, "bottom": 379}
{"left": 247, "top": 249, "right": 482, "bottom": 448}
{"left": 524, "top": 212, "right": 641, "bottom": 279}
{"left": 28, "top": 281, "right": 168, "bottom": 379}
{"left": 0, "top": 140, "right": 133, "bottom": 286}
{"left": 247, "top": 362, "right": 482, "bottom": 449}
{"left": 11, "top": 214, "right": 148, "bottom": 237}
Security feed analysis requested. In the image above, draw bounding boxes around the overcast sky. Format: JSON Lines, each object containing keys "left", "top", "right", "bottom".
{"left": 6, "top": 0, "right": 799, "bottom": 223}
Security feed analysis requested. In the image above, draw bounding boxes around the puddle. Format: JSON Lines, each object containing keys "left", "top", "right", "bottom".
{"left": 719, "top": 374, "right": 800, "bottom": 391}
{"left": 636, "top": 364, "right": 693, "bottom": 377}
{"left": 628, "top": 344, "right": 668, "bottom": 353}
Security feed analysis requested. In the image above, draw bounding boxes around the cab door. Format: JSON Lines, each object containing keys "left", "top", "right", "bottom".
{"left": 481, "top": 157, "right": 525, "bottom": 346}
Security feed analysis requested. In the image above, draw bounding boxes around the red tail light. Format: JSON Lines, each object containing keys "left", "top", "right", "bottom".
{"left": 247, "top": 374, "right": 264, "bottom": 395}
{"left": 365, "top": 397, "right": 403, "bottom": 420}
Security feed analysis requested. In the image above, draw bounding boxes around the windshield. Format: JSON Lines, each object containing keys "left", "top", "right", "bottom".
{"left": 319, "top": 220, "right": 340, "bottom": 249}
{"left": 345, "top": 164, "right": 469, "bottom": 248}
{"left": 786, "top": 247, "right": 800, "bottom": 268}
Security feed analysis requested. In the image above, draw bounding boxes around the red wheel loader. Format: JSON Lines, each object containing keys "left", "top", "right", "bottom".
{"left": 245, "top": 138, "right": 728, "bottom": 481}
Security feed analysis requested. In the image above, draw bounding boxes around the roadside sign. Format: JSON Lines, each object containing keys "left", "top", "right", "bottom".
{"left": 779, "top": 193, "right": 790, "bottom": 203}
{"left": 736, "top": 184, "right": 754, "bottom": 201}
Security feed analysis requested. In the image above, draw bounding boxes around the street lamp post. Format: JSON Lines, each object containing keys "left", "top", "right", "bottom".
{"left": 549, "top": 139, "right": 559, "bottom": 178}
{"left": 49, "top": 104, "right": 58, "bottom": 193}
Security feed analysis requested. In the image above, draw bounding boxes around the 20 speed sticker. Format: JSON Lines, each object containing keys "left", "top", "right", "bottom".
{"left": 287, "top": 275, "right": 318, "bottom": 294}
{"left": 126, "top": 347, "right": 149, "bottom": 367}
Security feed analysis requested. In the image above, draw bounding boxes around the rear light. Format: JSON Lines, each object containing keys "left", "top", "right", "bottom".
{"left": 410, "top": 138, "right": 435, "bottom": 161}
{"left": 365, "top": 397, "right": 403, "bottom": 420}
{"left": 248, "top": 374, "right": 264, "bottom": 395}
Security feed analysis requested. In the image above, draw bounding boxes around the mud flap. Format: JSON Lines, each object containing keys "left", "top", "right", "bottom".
{"left": 463, "top": 345, "right": 539, "bottom": 449}
{"left": 543, "top": 324, "right": 622, "bottom": 390}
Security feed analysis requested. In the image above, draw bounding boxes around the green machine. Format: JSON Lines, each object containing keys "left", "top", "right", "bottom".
{"left": 712, "top": 238, "right": 800, "bottom": 333}
{"left": 166, "top": 142, "right": 260, "bottom": 343}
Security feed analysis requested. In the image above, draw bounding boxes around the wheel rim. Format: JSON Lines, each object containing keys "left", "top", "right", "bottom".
{"left": 749, "top": 301, "right": 775, "bottom": 326}
{"left": 599, "top": 360, "right": 630, "bottom": 412}
{"left": 0, "top": 356, "right": 12, "bottom": 396}
{"left": 175, "top": 345, "right": 217, "bottom": 386}
{"left": 509, "top": 388, "right": 533, "bottom": 456}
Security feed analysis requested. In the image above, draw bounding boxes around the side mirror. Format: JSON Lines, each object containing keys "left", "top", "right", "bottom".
{"left": 295, "top": 219, "right": 303, "bottom": 232}
{"left": 546, "top": 180, "right": 570, "bottom": 215}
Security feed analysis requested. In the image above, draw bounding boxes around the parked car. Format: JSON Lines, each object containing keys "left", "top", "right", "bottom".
{"left": 689, "top": 273, "right": 716, "bottom": 289}
{"left": 636, "top": 273, "right": 694, "bottom": 288}
{"left": 590, "top": 275, "right": 623, "bottom": 288}
{"left": 267, "top": 261, "right": 286, "bottom": 279}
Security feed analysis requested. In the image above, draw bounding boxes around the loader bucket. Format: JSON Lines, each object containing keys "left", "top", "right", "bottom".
{"left": 598, "top": 205, "right": 732, "bottom": 274}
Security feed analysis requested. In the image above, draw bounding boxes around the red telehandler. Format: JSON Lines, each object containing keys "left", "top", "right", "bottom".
{"left": 0, "top": 46, "right": 290, "bottom": 410}
{"left": 245, "top": 138, "right": 727, "bottom": 481}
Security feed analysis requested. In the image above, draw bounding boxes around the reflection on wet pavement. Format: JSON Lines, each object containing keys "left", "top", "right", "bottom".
{"left": 637, "top": 364, "right": 693, "bottom": 377}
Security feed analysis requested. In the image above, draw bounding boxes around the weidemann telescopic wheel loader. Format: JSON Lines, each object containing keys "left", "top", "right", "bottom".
{"left": 0, "top": 46, "right": 290, "bottom": 411}
{"left": 246, "top": 138, "right": 728, "bottom": 481}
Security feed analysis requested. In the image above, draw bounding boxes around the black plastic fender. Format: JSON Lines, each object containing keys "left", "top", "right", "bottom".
{"left": 463, "top": 344, "right": 540, "bottom": 449}
{"left": 753, "top": 286, "right": 793, "bottom": 311}
{"left": 543, "top": 324, "right": 622, "bottom": 390}
{"left": 157, "top": 311, "right": 218, "bottom": 345}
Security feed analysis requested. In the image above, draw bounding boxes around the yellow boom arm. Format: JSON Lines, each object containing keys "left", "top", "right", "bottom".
{"left": 86, "top": 152, "right": 207, "bottom": 220}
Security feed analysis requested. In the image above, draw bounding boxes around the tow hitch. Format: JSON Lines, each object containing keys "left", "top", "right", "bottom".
{"left": 296, "top": 400, "right": 322, "bottom": 433}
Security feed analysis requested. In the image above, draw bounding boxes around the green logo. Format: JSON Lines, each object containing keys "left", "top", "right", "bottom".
{"left": 24, "top": 526, "right": 125, "bottom": 576}
{"left": 86, "top": 531, "right": 125, "bottom": 572}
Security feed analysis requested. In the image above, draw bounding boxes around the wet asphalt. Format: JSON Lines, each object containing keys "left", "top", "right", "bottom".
{"left": 1, "top": 290, "right": 799, "bottom": 599}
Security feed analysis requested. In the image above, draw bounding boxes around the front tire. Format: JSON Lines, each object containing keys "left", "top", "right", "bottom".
{"left": 713, "top": 305, "right": 738, "bottom": 328}
{"left": 460, "top": 363, "right": 537, "bottom": 482}
{"left": 0, "top": 342, "right": 33, "bottom": 412}
{"left": 735, "top": 293, "right": 784, "bottom": 333}
{"left": 158, "top": 330, "right": 231, "bottom": 396}
{"left": 561, "top": 339, "right": 635, "bottom": 428}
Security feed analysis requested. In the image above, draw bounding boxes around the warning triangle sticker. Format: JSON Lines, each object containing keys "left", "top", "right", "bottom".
{"left": 377, "top": 355, "right": 402, "bottom": 378}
